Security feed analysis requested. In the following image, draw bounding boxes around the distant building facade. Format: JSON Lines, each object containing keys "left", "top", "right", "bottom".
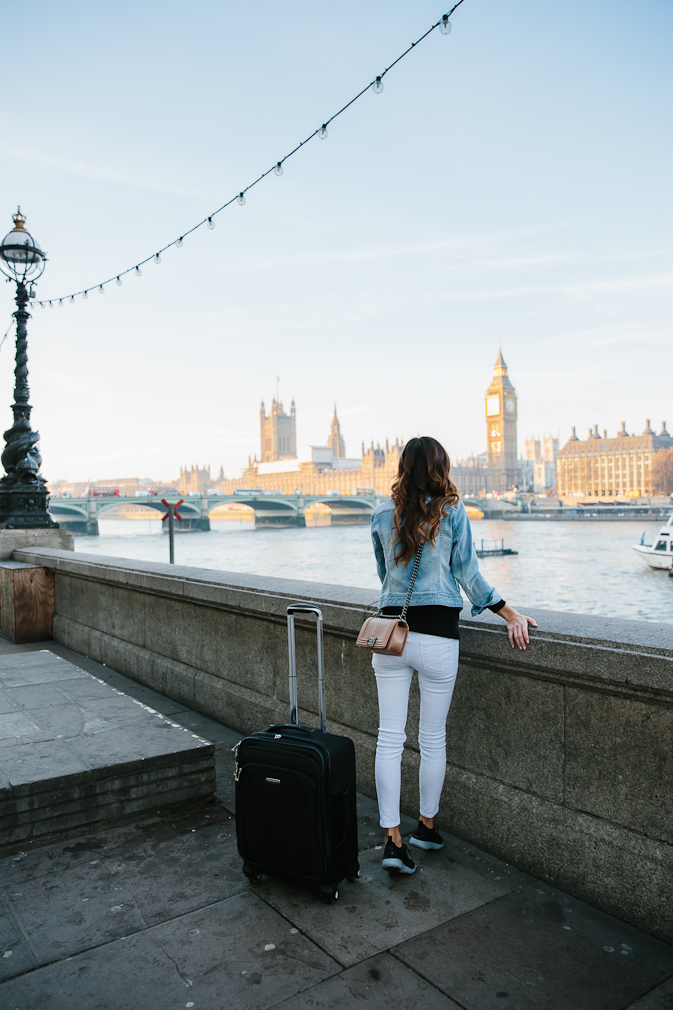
{"left": 178, "top": 465, "right": 212, "bottom": 494}
{"left": 556, "top": 421, "right": 672, "bottom": 498}
{"left": 260, "top": 398, "right": 296, "bottom": 462}
{"left": 450, "top": 455, "right": 489, "bottom": 496}
{"left": 217, "top": 404, "right": 402, "bottom": 495}
{"left": 50, "top": 476, "right": 144, "bottom": 497}
{"left": 219, "top": 353, "right": 523, "bottom": 499}
{"left": 522, "top": 435, "right": 559, "bottom": 493}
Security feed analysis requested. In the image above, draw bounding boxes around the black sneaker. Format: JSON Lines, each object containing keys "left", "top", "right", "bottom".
{"left": 409, "top": 820, "right": 445, "bottom": 851}
{"left": 381, "top": 838, "right": 416, "bottom": 874}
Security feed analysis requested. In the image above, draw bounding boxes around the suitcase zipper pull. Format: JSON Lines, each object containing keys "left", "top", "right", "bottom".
{"left": 232, "top": 740, "right": 242, "bottom": 782}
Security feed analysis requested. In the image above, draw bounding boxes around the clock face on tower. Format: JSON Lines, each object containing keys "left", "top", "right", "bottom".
{"left": 486, "top": 395, "right": 500, "bottom": 417}
{"left": 505, "top": 398, "right": 515, "bottom": 413}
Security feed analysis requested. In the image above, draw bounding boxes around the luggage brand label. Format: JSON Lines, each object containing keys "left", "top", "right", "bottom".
{"left": 266, "top": 777, "right": 281, "bottom": 785}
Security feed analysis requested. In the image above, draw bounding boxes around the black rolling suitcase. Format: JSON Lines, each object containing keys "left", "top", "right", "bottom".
{"left": 235, "top": 604, "right": 359, "bottom": 903}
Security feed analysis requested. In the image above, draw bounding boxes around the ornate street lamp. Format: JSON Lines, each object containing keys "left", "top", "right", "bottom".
{"left": 0, "top": 208, "right": 58, "bottom": 529}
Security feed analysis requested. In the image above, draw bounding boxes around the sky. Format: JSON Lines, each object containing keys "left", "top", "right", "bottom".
{"left": 1, "top": 0, "right": 671, "bottom": 483}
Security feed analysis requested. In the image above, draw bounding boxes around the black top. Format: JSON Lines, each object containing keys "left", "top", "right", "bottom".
{"left": 381, "top": 599, "right": 507, "bottom": 640}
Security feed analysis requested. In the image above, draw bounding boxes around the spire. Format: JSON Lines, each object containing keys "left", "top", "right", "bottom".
{"left": 328, "top": 404, "right": 346, "bottom": 458}
{"left": 493, "top": 346, "right": 507, "bottom": 376}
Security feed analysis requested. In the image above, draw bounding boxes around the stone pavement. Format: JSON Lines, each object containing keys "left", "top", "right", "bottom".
{"left": 0, "top": 649, "right": 215, "bottom": 846}
{"left": 1, "top": 639, "right": 672, "bottom": 1009}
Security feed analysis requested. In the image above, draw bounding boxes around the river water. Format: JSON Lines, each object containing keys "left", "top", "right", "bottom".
{"left": 75, "top": 518, "right": 673, "bottom": 624}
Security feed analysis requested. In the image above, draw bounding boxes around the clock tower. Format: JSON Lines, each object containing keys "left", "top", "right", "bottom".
{"left": 485, "top": 349, "right": 518, "bottom": 491}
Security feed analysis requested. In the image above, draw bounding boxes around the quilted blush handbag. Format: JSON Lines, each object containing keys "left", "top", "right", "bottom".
{"left": 356, "top": 541, "right": 424, "bottom": 656}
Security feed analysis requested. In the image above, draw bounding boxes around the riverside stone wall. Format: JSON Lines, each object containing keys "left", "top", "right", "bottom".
{"left": 14, "top": 546, "right": 673, "bottom": 944}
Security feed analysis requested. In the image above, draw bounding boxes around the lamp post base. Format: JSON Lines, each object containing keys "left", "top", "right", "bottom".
{"left": 0, "top": 486, "right": 59, "bottom": 530}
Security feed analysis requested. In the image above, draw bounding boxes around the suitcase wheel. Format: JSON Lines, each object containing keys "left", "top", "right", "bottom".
{"left": 347, "top": 870, "right": 360, "bottom": 883}
{"left": 243, "top": 864, "right": 263, "bottom": 884}
{"left": 319, "top": 888, "right": 339, "bottom": 905}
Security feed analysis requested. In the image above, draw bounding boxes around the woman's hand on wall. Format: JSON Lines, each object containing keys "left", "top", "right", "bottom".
{"left": 497, "top": 604, "right": 538, "bottom": 650}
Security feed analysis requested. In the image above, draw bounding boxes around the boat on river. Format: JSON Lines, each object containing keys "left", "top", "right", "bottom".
{"left": 631, "top": 515, "right": 673, "bottom": 570}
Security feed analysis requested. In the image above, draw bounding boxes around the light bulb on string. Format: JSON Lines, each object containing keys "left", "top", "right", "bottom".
{"left": 25, "top": 10, "right": 465, "bottom": 308}
{"left": 58, "top": 299, "right": 63, "bottom": 307}
{"left": 70, "top": 295, "right": 75, "bottom": 303}
{"left": 116, "top": 276, "right": 122, "bottom": 286}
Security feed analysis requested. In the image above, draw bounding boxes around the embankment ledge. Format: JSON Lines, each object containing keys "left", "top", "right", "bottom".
{"left": 13, "top": 546, "right": 673, "bottom": 944}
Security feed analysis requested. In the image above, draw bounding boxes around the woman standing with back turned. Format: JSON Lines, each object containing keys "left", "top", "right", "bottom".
{"left": 370, "top": 436, "right": 537, "bottom": 874}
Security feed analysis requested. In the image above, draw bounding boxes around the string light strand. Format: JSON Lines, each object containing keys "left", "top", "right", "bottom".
{"left": 34, "top": 0, "right": 466, "bottom": 308}
{"left": 0, "top": 319, "right": 13, "bottom": 352}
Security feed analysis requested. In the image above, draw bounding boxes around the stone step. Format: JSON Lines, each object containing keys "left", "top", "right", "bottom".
{"left": 0, "top": 651, "right": 215, "bottom": 847}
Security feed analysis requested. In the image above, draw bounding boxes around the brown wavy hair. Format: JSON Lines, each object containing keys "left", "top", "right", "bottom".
{"left": 391, "top": 436, "right": 460, "bottom": 566}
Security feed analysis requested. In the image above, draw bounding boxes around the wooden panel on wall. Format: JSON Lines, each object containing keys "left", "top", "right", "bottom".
{"left": 0, "top": 562, "right": 54, "bottom": 643}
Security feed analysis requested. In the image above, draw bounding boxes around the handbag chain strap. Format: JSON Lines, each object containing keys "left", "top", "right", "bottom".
{"left": 375, "top": 539, "right": 424, "bottom": 621}
{"left": 400, "top": 540, "right": 424, "bottom": 622}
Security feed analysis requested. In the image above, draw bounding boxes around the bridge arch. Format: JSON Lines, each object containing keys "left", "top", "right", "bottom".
{"left": 48, "top": 501, "right": 88, "bottom": 522}
{"left": 307, "top": 495, "right": 375, "bottom": 512}
{"left": 207, "top": 496, "right": 299, "bottom": 517}
{"left": 93, "top": 499, "right": 201, "bottom": 520}
{"left": 210, "top": 496, "right": 299, "bottom": 527}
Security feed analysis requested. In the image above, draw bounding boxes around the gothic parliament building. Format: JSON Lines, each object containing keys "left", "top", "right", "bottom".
{"left": 216, "top": 353, "right": 519, "bottom": 497}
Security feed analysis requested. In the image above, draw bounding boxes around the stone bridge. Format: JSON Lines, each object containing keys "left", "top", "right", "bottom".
{"left": 49, "top": 492, "right": 386, "bottom": 535}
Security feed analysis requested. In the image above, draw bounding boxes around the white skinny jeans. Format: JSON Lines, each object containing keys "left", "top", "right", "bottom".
{"left": 372, "top": 631, "right": 459, "bottom": 828}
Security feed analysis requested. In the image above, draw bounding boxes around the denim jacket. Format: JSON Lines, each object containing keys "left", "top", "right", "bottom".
{"left": 371, "top": 498, "right": 502, "bottom": 616}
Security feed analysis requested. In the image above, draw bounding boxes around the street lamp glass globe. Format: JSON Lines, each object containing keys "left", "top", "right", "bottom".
{"left": 0, "top": 208, "right": 46, "bottom": 283}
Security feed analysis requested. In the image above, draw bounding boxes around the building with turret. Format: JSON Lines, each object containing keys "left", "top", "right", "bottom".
{"left": 178, "top": 465, "right": 212, "bottom": 494}
{"left": 260, "top": 398, "right": 296, "bottom": 462}
{"left": 451, "top": 350, "right": 520, "bottom": 495}
{"left": 556, "top": 421, "right": 672, "bottom": 498}
{"left": 219, "top": 353, "right": 522, "bottom": 498}
{"left": 217, "top": 404, "right": 402, "bottom": 495}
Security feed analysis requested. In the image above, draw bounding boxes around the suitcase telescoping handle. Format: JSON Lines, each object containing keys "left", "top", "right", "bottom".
{"left": 286, "top": 604, "right": 326, "bottom": 733}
